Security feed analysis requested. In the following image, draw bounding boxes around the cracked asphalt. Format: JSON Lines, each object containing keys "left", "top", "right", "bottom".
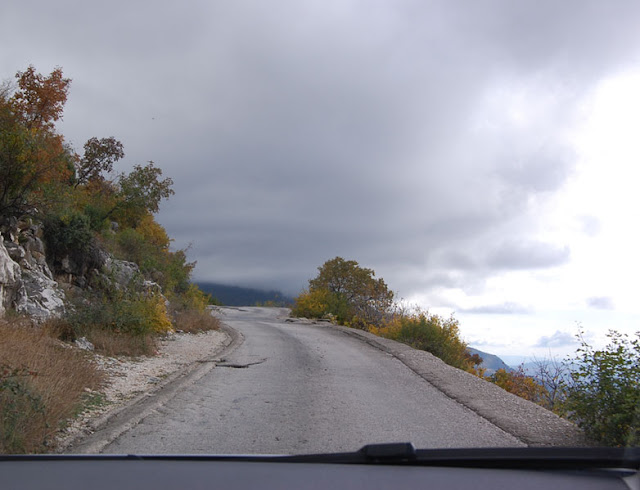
{"left": 96, "top": 307, "right": 528, "bottom": 454}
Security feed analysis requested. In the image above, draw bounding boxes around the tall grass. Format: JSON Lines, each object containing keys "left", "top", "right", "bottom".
{"left": 0, "top": 319, "right": 103, "bottom": 453}
{"left": 171, "top": 308, "right": 221, "bottom": 334}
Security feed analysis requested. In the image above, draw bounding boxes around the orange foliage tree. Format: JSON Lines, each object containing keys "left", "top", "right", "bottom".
{"left": 0, "top": 66, "right": 74, "bottom": 221}
{"left": 489, "top": 366, "right": 549, "bottom": 404}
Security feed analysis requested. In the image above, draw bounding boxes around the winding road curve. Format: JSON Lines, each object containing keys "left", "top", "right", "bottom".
{"left": 98, "top": 307, "right": 524, "bottom": 454}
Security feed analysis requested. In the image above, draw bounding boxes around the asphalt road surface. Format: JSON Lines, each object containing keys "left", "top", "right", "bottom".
{"left": 100, "top": 307, "right": 524, "bottom": 454}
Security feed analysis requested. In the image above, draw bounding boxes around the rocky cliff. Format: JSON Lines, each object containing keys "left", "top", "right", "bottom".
{"left": 0, "top": 218, "right": 66, "bottom": 320}
{"left": 0, "top": 217, "right": 151, "bottom": 321}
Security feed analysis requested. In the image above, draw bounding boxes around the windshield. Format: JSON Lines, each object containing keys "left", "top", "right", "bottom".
{"left": 0, "top": 0, "right": 639, "bottom": 456}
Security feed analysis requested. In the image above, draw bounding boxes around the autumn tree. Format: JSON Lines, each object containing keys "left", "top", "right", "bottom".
{"left": 294, "top": 257, "right": 394, "bottom": 326}
{"left": 10, "top": 65, "right": 70, "bottom": 130}
{"left": 489, "top": 366, "right": 548, "bottom": 404}
{"left": 0, "top": 67, "right": 73, "bottom": 222}
{"left": 108, "top": 161, "right": 174, "bottom": 226}
{"left": 75, "top": 136, "right": 124, "bottom": 187}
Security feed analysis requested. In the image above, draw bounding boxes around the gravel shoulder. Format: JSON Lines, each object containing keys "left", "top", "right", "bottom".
{"left": 56, "top": 327, "right": 230, "bottom": 452}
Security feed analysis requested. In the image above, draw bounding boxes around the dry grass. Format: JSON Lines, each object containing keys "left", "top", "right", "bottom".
{"left": 173, "top": 308, "right": 221, "bottom": 334}
{"left": 0, "top": 319, "right": 103, "bottom": 453}
{"left": 81, "top": 326, "right": 158, "bottom": 357}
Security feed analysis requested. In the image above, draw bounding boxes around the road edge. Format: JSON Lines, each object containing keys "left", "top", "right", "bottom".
{"left": 61, "top": 323, "right": 243, "bottom": 454}
{"left": 303, "top": 320, "right": 587, "bottom": 447}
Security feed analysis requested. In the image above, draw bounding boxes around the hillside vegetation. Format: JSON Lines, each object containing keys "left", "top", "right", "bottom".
{"left": 0, "top": 66, "right": 218, "bottom": 453}
{"left": 293, "top": 257, "right": 640, "bottom": 446}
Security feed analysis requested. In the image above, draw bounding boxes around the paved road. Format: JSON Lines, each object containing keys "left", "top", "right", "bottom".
{"left": 101, "top": 307, "right": 524, "bottom": 454}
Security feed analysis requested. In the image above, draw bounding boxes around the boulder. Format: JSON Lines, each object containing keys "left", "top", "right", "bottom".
{"left": 75, "top": 337, "right": 95, "bottom": 351}
{"left": 103, "top": 257, "right": 141, "bottom": 289}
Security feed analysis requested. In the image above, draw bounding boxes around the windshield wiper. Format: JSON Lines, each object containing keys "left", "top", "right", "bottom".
{"left": 271, "top": 443, "right": 640, "bottom": 470}
{"left": 3, "top": 443, "right": 639, "bottom": 470}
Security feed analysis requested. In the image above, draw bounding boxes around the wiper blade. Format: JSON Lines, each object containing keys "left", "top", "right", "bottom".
{"left": 272, "top": 444, "right": 640, "bottom": 470}
{"left": 410, "top": 446, "right": 640, "bottom": 470}
{"left": 272, "top": 442, "right": 417, "bottom": 464}
{"left": 3, "top": 444, "right": 639, "bottom": 470}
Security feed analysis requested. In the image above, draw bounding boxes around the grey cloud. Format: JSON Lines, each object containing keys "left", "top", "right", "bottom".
{"left": 461, "top": 302, "right": 532, "bottom": 315}
{"left": 496, "top": 145, "right": 574, "bottom": 193}
{"left": 586, "top": 296, "right": 615, "bottom": 310}
{"left": 486, "top": 241, "right": 570, "bottom": 270}
{"left": 2, "top": 0, "right": 639, "bottom": 300}
{"left": 535, "top": 331, "right": 578, "bottom": 348}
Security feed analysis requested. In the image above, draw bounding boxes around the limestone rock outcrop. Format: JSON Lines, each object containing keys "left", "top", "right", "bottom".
{"left": 0, "top": 220, "right": 66, "bottom": 320}
{"left": 0, "top": 238, "right": 22, "bottom": 317}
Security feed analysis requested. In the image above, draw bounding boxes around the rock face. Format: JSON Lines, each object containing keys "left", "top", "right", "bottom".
{"left": 18, "top": 260, "right": 66, "bottom": 320}
{"left": 0, "top": 238, "right": 22, "bottom": 316}
{"left": 103, "top": 257, "right": 141, "bottom": 289}
{"left": 0, "top": 217, "right": 163, "bottom": 321}
{"left": 0, "top": 222, "right": 66, "bottom": 320}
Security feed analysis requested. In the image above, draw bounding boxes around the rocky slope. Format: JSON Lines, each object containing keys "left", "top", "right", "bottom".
{"left": 0, "top": 218, "right": 65, "bottom": 319}
{"left": 0, "top": 216, "right": 161, "bottom": 321}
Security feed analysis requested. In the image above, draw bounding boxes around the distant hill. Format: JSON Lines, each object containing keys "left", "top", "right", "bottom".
{"left": 195, "top": 282, "right": 295, "bottom": 307}
{"left": 467, "top": 347, "right": 512, "bottom": 375}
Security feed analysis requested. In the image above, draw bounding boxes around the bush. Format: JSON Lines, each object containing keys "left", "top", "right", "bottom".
{"left": 107, "top": 215, "right": 194, "bottom": 296}
{"left": 489, "top": 366, "right": 548, "bottom": 404}
{"left": 563, "top": 330, "right": 640, "bottom": 446}
{"left": 291, "top": 289, "right": 331, "bottom": 319}
{"left": 69, "top": 290, "right": 172, "bottom": 339}
{"left": 169, "top": 283, "right": 210, "bottom": 313}
{"left": 43, "top": 212, "right": 93, "bottom": 257}
{"left": 375, "top": 312, "right": 477, "bottom": 371}
{"left": 42, "top": 211, "right": 105, "bottom": 277}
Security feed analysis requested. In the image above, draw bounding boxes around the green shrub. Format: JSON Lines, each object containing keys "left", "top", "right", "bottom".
{"left": 375, "top": 312, "right": 474, "bottom": 371}
{"left": 108, "top": 218, "right": 193, "bottom": 296}
{"left": 563, "top": 330, "right": 640, "bottom": 446}
{"left": 69, "top": 290, "right": 172, "bottom": 337}
{"left": 43, "top": 212, "right": 93, "bottom": 257}
{"left": 43, "top": 211, "right": 101, "bottom": 275}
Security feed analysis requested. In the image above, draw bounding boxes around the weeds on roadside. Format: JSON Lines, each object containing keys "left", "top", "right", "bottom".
{"left": 171, "top": 308, "right": 221, "bottom": 334}
{"left": 0, "top": 320, "right": 103, "bottom": 453}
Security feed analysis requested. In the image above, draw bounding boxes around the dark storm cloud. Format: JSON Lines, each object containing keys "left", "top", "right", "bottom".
{"left": 2, "top": 0, "right": 640, "bottom": 297}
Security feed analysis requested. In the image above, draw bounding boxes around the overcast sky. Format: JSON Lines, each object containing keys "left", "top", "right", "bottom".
{"left": 2, "top": 0, "right": 640, "bottom": 359}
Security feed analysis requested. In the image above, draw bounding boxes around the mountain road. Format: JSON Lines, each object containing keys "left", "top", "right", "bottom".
{"left": 87, "top": 307, "right": 530, "bottom": 454}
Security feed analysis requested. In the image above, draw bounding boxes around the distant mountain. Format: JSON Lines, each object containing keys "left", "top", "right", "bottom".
{"left": 195, "top": 282, "right": 295, "bottom": 307}
{"left": 467, "top": 347, "right": 512, "bottom": 375}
